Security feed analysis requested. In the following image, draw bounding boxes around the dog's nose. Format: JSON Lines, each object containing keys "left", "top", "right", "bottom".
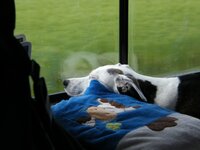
{"left": 63, "top": 80, "right": 69, "bottom": 86}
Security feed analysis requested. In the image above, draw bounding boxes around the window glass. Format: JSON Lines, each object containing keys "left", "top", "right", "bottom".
{"left": 15, "top": 0, "right": 119, "bottom": 93}
{"left": 129, "top": 0, "right": 200, "bottom": 76}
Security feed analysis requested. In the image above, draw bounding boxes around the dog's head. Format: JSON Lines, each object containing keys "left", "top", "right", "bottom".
{"left": 63, "top": 63, "right": 147, "bottom": 101}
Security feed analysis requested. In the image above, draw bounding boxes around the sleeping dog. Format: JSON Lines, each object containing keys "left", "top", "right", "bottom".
{"left": 63, "top": 63, "right": 200, "bottom": 119}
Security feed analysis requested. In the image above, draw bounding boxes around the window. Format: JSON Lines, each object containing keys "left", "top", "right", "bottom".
{"left": 15, "top": 0, "right": 119, "bottom": 93}
{"left": 15, "top": 0, "right": 200, "bottom": 93}
{"left": 129, "top": 0, "right": 200, "bottom": 76}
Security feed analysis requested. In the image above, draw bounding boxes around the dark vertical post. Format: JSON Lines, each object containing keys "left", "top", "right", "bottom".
{"left": 119, "top": 0, "right": 128, "bottom": 64}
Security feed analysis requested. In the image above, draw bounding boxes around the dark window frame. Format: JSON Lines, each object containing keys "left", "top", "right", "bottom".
{"left": 119, "top": 0, "right": 128, "bottom": 64}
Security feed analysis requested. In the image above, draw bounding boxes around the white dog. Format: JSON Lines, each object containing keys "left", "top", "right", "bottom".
{"left": 63, "top": 63, "right": 200, "bottom": 119}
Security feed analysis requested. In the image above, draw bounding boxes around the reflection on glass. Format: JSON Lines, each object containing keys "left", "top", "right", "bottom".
{"left": 129, "top": 0, "right": 200, "bottom": 76}
{"left": 15, "top": 0, "right": 119, "bottom": 93}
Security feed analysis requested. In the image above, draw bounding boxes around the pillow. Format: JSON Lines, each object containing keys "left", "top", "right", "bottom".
{"left": 51, "top": 80, "right": 200, "bottom": 150}
{"left": 51, "top": 80, "right": 177, "bottom": 150}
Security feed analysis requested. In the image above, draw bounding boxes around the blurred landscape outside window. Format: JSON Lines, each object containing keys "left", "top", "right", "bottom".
{"left": 129, "top": 0, "right": 200, "bottom": 76}
{"left": 15, "top": 0, "right": 119, "bottom": 93}
{"left": 15, "top": 0, "right": 200, "bottom": 93}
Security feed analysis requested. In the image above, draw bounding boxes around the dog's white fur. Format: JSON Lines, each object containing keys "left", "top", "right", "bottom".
{"left": 64, "top": 63, "right": 180, "bottom": 110}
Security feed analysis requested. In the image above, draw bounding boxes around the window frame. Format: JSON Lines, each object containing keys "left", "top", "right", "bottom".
{"left": 119, "top": 0, "right": 129, "bottom": 64}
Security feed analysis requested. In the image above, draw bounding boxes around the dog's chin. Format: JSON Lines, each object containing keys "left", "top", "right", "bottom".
{"left": 64, "top": 87, "right": 85, "bottom": 96}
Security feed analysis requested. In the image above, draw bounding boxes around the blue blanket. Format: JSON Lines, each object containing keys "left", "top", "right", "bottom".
{"left": 51, "top": 80, "right": 174, "bottom": 150}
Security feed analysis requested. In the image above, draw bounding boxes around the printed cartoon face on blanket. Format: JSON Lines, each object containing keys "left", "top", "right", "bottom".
{"left": 77, "top": 98, "right": 178, "bottom": 131}
{"left": 77, "top": 98, "right": 141, "bottom": 129}
{"left": 87, "top": 98, "right": 141, "bottom": 120}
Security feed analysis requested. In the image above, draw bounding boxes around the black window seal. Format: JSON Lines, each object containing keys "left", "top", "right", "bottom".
{"left": 119, "top": 0, "right": 129, "bottom": 64}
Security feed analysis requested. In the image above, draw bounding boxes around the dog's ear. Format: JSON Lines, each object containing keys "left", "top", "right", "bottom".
{"left": 114, "top": 74, "right": 147, "bottom": 102}
{"left": 125, "top": 74, "right": 140, "bottom": 88}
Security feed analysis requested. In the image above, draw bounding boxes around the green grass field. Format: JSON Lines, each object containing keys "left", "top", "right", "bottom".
{"left": 15, "top": 0, "right": 200, "bottom": 93}
{"left": 129, "top": 0, "right": 200, "bottom": 75}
